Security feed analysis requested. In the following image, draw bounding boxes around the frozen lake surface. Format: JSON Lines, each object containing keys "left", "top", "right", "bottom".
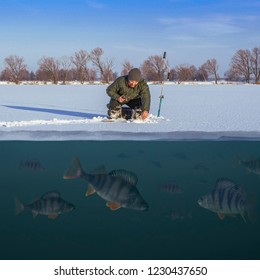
{"left": 1, "top": 83, "right": 260, "bottom": 140}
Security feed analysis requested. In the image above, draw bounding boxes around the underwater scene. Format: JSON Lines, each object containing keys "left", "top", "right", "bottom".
{"left": 1, "top": 140, "right": 260, "bottom": 260}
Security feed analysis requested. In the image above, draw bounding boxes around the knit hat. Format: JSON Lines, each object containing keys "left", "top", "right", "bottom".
{"left": 128, "top": 68, "right": 142, "bottom": 82}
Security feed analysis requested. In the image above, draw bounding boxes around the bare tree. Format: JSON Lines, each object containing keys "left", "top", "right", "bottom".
{"left": 250, "top": 47, "right": 260, "bottom": 83}
{"left": 59, "top": 56, "right": 72, "bottom": 84}
{"left": 224, "top": 69, "right": 240, "bottom": 81}
{"left": 38, "top": 56, "right": 60, "bottom": 84}
{"left": 141, "top": 55, "right": 168, "bottom": 82}
{"left": 168, "top": 68, "right": 177, "bottom": 81}
{"left": 87, "top": 68, "right": 97, "bottom": 82}
{"left": 90, "top": 47, "right": 104, "bottom": 78}
{"left": 196, "top": 66, "right": 208, "bottom": 81}
{"left": 90, "top": 47, "right": 114, "bottom": 83}
{"left": 140, "top": 59, "right": 155, "bottom": 81}
{"left": 102, "top": 58, "right": 115, "bottom": 83}
{"left": 71, "top": 50, "right": 90, "bottom": 84}
{"left": 121, "top": 60, "right": 134, "bottom": 76}
{"left": 4, "top": 55, "right": 28, "bottom": 84}
{"left": 229, "top": 49, "right": 251, "bottom": 83}
{"left": 175, "top": 64, "right": 197, "bottom": 83}
{"left": 201, "top": 58, "right": 219, "bottom": 84}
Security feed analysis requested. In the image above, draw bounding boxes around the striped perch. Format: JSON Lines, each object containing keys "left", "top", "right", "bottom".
{"left": 15, "top": 191, "right": 75, "bottom": 219}
{"left": 63, "top": 157, "right": 149, "bottom": 211}
{"left": 197, "top": 178, "right": 255, "bottom": 222}
{"left": 19, "top": 158, "right": 44, "bottom": 171}
{"left": 239, "top": 157, "right": 260, "bottom": 175}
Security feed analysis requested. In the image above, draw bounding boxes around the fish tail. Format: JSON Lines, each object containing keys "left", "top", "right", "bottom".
{"left": 246, "top": 194, "right": 257, "bottom": 223}
{"left": 233, "top": 154, "right": 241, "bottom": 168}
{"left": 15, "top": 198, "right": 25, "bottom": 215}
{"left": 63, "top": 157, "right": 83, "bottom": 179}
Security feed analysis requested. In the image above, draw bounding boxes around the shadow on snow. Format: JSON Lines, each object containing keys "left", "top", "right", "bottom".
{"left": 2, "top": 105, "right": 106, "bottom": 119}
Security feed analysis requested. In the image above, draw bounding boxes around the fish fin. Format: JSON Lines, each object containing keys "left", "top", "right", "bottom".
{"left": 48, "top": 213, "right": 58, "bottom": 219}
{"left": 15, "top": 198, "right": 25, "bottom": 215}
{"left": 32, "top": 211, "right": 38, "bottom": 218}
{"left": 226, "top": 214, "right": 236, "bottom": 218}
{"left": 217, "top": 213, "right": 225, "bottom": 220}
{"left": 246, "top": 168, "right": 251, "bottom": 175}
{"left": 215, "top": 178, "right": 237, "bottom": 190}
{"left": 108, "top": 169, "right": 138, "bottom": 185}
{"left": 106, "top": 201, "right": 122, "bottom": 211}
{"left": 41, "top": 191, "right": 60, "bottom": 199}
{"left": 63, "top": 157, "right": 83, "bottom": 179}
{"left": 240, "top": 212, "right": 247, "bottom": 223}
{"left": 233, "top": 154, "right": 241, "bottom": 168}
{"left": 85, "top": 185, "right": 96, "bottom": 196}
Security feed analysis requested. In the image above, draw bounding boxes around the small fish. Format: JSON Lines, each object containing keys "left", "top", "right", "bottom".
{"left": 238, "top": 157, "right": 260, "bottom": 175}
{"left": 167, "top": 208, "right": 192, "bottom": 221}
{"left": 197, "top": 178, "right": 255, "bottom": 222}
{"left": 15, "top": 191, "right": 75, "bottom": 219}
{"left": 192, "top": 164, "right": 210, "bottom": 172}
{"left": 63, "top": 157, "right": 148, "bottom": 211}
{"left": 19, "top": 158, "right": 44, "bottom": 171}
{"left": 159, "top": 181, "right": 182, "bottom": 194}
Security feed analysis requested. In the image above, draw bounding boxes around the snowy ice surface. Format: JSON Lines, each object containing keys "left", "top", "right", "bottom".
{"left": 1, "top": 83, "right": 260, "bottom": 141}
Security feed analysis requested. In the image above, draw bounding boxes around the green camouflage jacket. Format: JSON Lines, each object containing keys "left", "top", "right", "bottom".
{"left": 106, "top": 76, "right": 151, "bottom": 112}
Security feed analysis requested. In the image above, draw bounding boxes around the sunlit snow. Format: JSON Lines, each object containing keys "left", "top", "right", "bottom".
{"left": 1, "top": 82, "right": 260, "bottom": 140}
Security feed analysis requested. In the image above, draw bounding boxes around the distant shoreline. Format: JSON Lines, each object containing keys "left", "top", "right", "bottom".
{"left": 0, "top": 80, "right": 256, "bottom": 86}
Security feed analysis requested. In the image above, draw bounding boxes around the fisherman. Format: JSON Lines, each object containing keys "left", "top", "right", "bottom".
{"left": 106, "top": 68, "right": 151, "bottom": 120}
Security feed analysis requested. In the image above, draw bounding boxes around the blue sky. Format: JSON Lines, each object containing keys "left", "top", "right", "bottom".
{"left": 0, "top": 0, "right": 260, "bottom": 75}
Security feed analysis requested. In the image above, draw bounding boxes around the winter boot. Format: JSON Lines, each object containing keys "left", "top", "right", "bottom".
{"left": 121, "top": 106, "right": 133, "bottom": 120}
{"left": 107, "top": 106, "right": 122, "bottom": 119}
{"left": 133, "top": 108, "right": 142, "bottom": 119}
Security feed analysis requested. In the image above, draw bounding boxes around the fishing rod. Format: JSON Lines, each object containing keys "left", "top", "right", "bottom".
{"left": 157, "top": 51, "right": 170, "bottom": 117}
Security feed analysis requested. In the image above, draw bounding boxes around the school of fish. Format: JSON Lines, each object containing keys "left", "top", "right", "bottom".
{"left": 14, "top": 153, "right": 259, "bottom": 223}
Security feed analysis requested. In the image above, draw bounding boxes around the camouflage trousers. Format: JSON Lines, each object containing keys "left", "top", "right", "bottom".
{"left": 107, "top": 98, "right": 142, "bottom": 119}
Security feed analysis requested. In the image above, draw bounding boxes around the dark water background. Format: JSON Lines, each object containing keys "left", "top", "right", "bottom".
{"left": 1, "top": 140, "right": 260, "bottom": 260}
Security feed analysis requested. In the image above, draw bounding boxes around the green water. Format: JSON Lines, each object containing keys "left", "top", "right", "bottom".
{"left": 1, "top": 141, "right": 260, "bottom": 260}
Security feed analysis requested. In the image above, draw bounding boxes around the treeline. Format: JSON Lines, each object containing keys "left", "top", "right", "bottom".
{"left": 0, "top": 46, "right": 260, "bottom": 84}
